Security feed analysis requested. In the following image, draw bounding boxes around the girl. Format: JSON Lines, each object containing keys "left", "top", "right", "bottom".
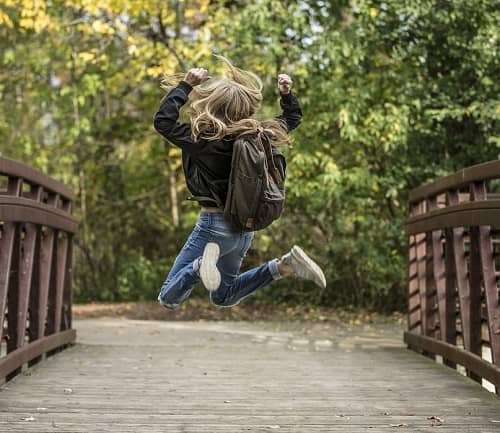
{"left": 154, "top": 56, "right": 326, "bottom": 309}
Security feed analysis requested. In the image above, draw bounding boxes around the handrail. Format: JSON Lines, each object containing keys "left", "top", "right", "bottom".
{"left": 409, "top": 160, "right": 500, "bottom": 204}
{"left": 406, "top": 200, "right": 500, "bottom": 234}
{"left": 0, "top": 158, "right": 77, "bottom": 381}
{"left": 0, "top": 197, "right": 78, "bottom": 233}
{"left": 405, "top": 160, "right": 500, "bottom": 394}
{"left": 0, "top": 157, "right": 74, "bottom": 201}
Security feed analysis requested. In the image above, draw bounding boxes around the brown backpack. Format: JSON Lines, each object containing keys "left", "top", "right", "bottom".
{"left": 223, "top": 129, "right": 286, "bottom": 231}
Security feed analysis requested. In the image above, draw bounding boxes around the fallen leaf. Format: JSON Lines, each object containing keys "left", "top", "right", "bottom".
{"left": 427, "top": 415, "right": 443, "bottom": 426}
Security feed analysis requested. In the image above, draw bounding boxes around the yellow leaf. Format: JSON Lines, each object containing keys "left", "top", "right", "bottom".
{"left": 0, "top": 11, "right": 14, "bottom": 28}
{"left": 19, "top": 17, "right": 34, "bottom": 28}
{"left": 79, "top": 52, "right": 95, "bottom": 62}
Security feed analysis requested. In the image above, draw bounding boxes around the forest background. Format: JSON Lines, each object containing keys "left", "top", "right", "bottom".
{"left": 0, "top": 0, "right": 498, "bottom": 311}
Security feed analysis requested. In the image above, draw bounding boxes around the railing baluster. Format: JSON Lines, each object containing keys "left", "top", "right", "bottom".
{"left": 448, "top": 190, "right": 481, "bottom": 382}
{"left": 52, "top": 234, "right": 68, "bottom": 333}
{"left": 1, "top": 177, "right": 22, "bottom": 346}
{"left": 408, "top": 204, "right": 421, "bottom": 332}
{"left": 428, "top": 196, "right": 454, "bottom": 349}
{"left": 471, "top": 181, "right": 500, "bottom": 372}
{"left": 443, "top": 227, "right": 457, "bottom": 364}
{"left": 5, "top": 224, "right": 20, "bottom": 355}
{"left": 414, "top": 201, "right": 429, "bottom": 337}
{"left": 15, "top": 223, "right": 38, "bottom": 348}
{"left": 61, "top": 235, "right": 73, "bottom": 331}
{"left": 38, "top": 228, "right": 56, "bottom": 338}
{"left": 0, "top": 223, "right": 17, "bottom": 342}
{"left": 425, "top": 198, "right": 439, "bottom": 340}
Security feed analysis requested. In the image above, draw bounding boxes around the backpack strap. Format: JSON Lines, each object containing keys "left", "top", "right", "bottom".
{"left": 256, "top": 127, "right": 283, "bottom": 184}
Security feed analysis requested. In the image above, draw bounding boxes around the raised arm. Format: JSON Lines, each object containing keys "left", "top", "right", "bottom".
{"left": 153, "top": 68, "right": 210, "bottom": 153}
{"left": 276, "top": 73, "right": 302, "bottom": 132}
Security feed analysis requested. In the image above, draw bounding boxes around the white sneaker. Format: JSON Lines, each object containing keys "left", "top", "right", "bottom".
{"left": 199, "top": 242, "right": 221, "bottom": 292}
{"left": 282, "top": 245, "right": 326, "bottom": 288}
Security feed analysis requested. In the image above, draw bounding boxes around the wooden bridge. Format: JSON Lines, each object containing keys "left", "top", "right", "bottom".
{"left": 1, "top": 157, "right": 500, "bottom": 432}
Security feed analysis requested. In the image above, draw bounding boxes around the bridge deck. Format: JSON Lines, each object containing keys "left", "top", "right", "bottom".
{"left": 0, "top": 319, "right": 499, "bottom": 432}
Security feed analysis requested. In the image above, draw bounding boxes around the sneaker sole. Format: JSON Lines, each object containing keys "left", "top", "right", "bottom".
{"left": 291, "top": 245, "right": 327, "bottom": 288}
{"left": 200, "top": 242, "right": 221, "bottom": 292}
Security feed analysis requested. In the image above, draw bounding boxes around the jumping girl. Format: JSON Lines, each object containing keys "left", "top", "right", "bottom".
{"left": 154, "top": 56, "right": 326, "bottom": 309}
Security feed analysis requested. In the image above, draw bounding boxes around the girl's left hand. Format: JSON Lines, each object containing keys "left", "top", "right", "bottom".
{"left": 278, "top": 74, "right": 293, "bottom": 94}
{"left": 183, "top": 68, "right": 211, "bottom": 87}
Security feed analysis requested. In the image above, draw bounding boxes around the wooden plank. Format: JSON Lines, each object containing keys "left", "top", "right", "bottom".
{"left": 0, "top": 157, "right": 74, "bottom": 200}
{"left": 61, "top": 236, "right": 73, "bottom": 331}
{"left": 6, "top": 177, "right": 22, "bottom": 196}
{"left": 0, "top": 329, "right": 75, "bottom": 379}
{"left": 412, "top": 201, "right": 428, "bottom": 337}
{"left": 405, "top": 331, "right": 500, "bottom": 387}
{"left": 416, "top": 231, "right": 428, "bottom": 336}
{"left": 0, "top": 223, "right": 17, "bottom": 342}
{"left": 49, "top": 234, "right": 68, "bottom": 333}
{"left": 31, "top": 228, "right": 55, "bottom": 340}
{"left": 428, "top": 196, "right": 455, "bottom": 346}
{"left": 409, "top": 159, "right": 500, "bottom": 204}
{"left": 14, "top": 223, "right": 38, "bottom": 348}
{"left": 408, "top": 200, "right": 419, "bottom": 329}
{"left": 471, "top": 182, "right": 500, "bottom": 369}
{"left": 406, "top": 202, "right": 500, "bottom": 234}
{"left": 443, "top": 227, "right": 457, "bottom": 363}
{"left": 1, "top": 320, "right": 499, "bottom": 432}
{"left": 477, "top": 226, "right": 500, "bottom": 365}
{"left": 448, "top": 190, "right": 482, "bottom": 373}
{"left": 0, "top": 197, "right": 78, "bottom": 233}
{"left": 469, "top": 226, "right": 485, "bottom": 358}
{"left": 5, "top": 225, "right": 20, "bottom": 354}
{"left": 425, "top": 230, "right": 438, "bottom": 339}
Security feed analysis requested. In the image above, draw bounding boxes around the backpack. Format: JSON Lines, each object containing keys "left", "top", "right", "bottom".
{"left": 223, "top": 129, "right": 286, "bottom": 231}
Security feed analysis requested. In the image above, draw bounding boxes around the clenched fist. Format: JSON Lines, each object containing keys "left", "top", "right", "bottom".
{"left": 278, "top": 73, "right": 293, "bottom": 94}
{"left": 183, "top": 68, "right": 211, "bottom": 87}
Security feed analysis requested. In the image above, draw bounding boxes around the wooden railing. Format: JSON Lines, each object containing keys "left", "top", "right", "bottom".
{"left": 0, "top": 158, "right": 77, "bottom": 381}
{"left": 404, "top": 160, "right": 500, "bottom": 393}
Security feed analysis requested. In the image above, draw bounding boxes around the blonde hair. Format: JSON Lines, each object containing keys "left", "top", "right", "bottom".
{"left": 161, "top": 55, "right": 289, "bottom": 146}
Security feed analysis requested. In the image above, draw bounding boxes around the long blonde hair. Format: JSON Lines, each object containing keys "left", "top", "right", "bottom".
{"left": 161, "top": 55, "right": 290, "bottom": 146}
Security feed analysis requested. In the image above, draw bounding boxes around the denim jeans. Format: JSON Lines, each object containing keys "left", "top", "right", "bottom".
{"left": 158, "top": 212, "right": 281, "bottom": 309}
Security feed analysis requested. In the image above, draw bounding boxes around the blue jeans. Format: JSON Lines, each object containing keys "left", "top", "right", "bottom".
{"left": 158, "top": 212, "right": 281, "bottom": 309}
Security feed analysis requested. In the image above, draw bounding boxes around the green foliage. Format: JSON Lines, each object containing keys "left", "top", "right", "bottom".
{"left": 0, "top": 0, "right": 498, "bottom": 311}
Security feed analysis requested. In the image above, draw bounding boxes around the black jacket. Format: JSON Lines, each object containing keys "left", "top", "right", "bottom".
{"left": 153, "top": 80, "right": 302, "bottom": 207}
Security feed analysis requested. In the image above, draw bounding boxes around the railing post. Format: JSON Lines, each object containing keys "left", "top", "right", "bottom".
{"left": 471, "top": 182, "right": 500, "bottom": 393}
{"left": 447, "top": 190, "right": 481, "bottom": 382}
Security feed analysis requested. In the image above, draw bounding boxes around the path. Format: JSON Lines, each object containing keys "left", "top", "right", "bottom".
{"left": 0, "top": 319, "right": 499, "bottom": 432}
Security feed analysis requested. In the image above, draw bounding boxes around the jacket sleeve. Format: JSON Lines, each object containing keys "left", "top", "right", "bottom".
{"left": 153, "top": 81, "right": 199, "bottom": 153}
{"left": 276, "top": 92, "right": 302, "bottom": 132}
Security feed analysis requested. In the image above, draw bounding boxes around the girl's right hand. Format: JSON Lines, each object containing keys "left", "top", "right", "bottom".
{"left": 183, "top": 68, "right": 210, "bottom": 87}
